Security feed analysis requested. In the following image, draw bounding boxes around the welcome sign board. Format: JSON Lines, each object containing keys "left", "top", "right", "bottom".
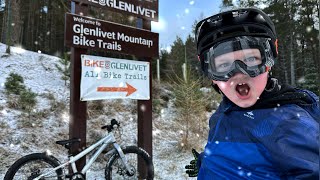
{"left": 80, "top": 55, "right": 150, "bottom": 100}
{"left": 65, "top": 13, "right": 159, "bottom": 58}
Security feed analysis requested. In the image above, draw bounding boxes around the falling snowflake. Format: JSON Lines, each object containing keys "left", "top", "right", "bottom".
{"left": 189, "top": 1, "right": 195, "bottom": 5}
{"left": 306, "top": 26, "right": 312, "bottom": 33}
{"left": 140, "top": 104, "right": 146, "bottom": 111}
{"left": 38, "top": 50, "right": 42, "bottom": 54}
{"left": 297, "top": 76, "right": 306, "bottom": 84}
{"left": 185, "top": 8, "right": 189, "bottom": 14}
{"left": 128, "top": 16, "right": 134, "bottom": 22}
{"left": 247, "top": 172, "right": 252, "bottom": 177}
{"left": 238, "top": 170, "right": 244, "bottom": 176}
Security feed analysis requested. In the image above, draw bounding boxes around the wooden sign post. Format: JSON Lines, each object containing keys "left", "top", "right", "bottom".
{"left": 69, "top": 1, "right": 88, "bottom": 172}
{"left": 137, "top": 17, "right": 153, "bottom": 177}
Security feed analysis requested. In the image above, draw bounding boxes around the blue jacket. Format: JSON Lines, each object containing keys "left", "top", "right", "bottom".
{"left": 198, "top": 82, "right": 320, "bottom": 179}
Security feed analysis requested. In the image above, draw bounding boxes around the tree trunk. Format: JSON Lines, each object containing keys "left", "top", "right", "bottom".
{"left": 289, "top": 0, "right": 296, "bottom": 86}
{"left": 5, "top": 0, "right": 11, "bottom": 53}
{"left": 290, "top": 32, "right": 296, "bottom": 86}
{"left": 1, "top": 0, "right": 7, "bottom": 43}
{"left": 10, "top": 0, "right": 22, "bottom": 45}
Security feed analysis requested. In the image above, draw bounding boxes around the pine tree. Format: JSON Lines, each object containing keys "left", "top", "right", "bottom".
{"left": 299, "top": 63, "right": 320, "bottom": 95}
{"left": 167, "top": 36, "right": 185, "bottom": 79}
{"left": 55, "top": 53, "right": 70, "bottom": 86}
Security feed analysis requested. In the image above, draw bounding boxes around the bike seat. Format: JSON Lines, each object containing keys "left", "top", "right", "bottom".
{"left": 56, "top": 138, "right": 80, "bottom": 148}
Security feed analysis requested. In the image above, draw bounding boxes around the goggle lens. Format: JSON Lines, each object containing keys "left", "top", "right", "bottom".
{"left": 201, "top": 36, "right": 273, "bottom": 81}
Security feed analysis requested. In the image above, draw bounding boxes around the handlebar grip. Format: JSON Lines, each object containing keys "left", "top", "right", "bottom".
{"left": 111, "top": 119, "right": 120, "bottom": 127}
{"left": 101, "top": 119, "right": 120, "bottom": 132}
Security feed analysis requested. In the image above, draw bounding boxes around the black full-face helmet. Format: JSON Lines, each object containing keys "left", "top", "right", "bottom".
{"left": 195, "top": 8, "right": 278, "bottom": 81}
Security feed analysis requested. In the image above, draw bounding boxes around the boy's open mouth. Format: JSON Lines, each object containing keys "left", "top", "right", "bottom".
{"left": 236, "top": 83, "right": 250, "bottom": 96}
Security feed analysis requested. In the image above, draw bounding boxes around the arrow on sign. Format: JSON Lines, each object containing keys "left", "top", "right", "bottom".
{"left": 97, "top": 83, "right": 137, "bottom": 97}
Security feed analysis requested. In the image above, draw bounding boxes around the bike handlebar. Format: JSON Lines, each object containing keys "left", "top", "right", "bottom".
{"left": 101, "top": 119, "right": 120, "bottom": 133}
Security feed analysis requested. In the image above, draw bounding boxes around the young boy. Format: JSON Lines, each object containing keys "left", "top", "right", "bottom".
{"left": 185, "top": 8, "right": 320, "bottom": 179}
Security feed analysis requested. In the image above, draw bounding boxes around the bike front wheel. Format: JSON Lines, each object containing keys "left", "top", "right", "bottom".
{"left": 105, "top": 146, "right": 154, "bottom": 180}
{"left": 4, "top": 153, "right": 63, "bottom": 180}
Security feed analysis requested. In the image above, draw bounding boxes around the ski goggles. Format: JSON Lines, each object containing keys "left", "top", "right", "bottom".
{"left": 200, "top": 36, "right": 275, "bottom": 81}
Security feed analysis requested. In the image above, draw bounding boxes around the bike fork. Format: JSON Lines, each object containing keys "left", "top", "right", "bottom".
{"left": 113, "top": 144, "right": 135, "bottom": 175}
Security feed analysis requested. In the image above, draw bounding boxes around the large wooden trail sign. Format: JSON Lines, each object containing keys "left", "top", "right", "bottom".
{"left": 66, "top": 1, "right": 158, "bottom": 177}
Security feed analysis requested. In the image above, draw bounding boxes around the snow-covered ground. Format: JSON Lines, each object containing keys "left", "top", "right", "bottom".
{"left": 0, "top": 43, "right": 209, "bottom": 179}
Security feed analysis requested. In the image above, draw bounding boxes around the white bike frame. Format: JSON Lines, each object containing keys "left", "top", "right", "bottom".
{"left": 34, "top": 133, "right": 132, "bottom": 180}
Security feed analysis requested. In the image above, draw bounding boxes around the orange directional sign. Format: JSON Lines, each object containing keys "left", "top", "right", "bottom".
{"left": 80, "top": 55, "right": 150, "bottom": 100}
{"left": 97, "top": 83, "right": 137, "bottom": 96}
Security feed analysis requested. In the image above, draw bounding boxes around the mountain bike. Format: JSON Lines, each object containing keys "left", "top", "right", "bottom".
{"left": 4, "top": 119, "right": 154, "bottom": 180}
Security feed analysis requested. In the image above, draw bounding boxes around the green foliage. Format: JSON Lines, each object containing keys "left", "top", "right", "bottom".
{"left": 298, "top": 65, "right": 320, "bottom": 96}
{"left": 170, "top": 68, "right": 209, "bottom": 150}
{"left": 55, "top": 53, "right": 70, "bottom": 86}
{"left": 151, "top": 49, "right": 171, "bottom": 82}
{"left": 18, "top": 88, "right": 37, "bottom": 113}
{"left": 152, "top": 80, "right": 172, "bottom": 114}
{"left": 4, "top": 72, "right": 38, "bottom": 115}
{"left": 185, "top": 35, "right": 203, "bottom": 79}
{"left": 167, "top": 36, "right": 186, "bottom": 78}
{"left": 4, "top": 72, "right": 26, "bottom": 95}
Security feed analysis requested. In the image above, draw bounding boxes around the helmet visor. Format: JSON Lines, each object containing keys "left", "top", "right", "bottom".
{"left": 202, "top": 36, "right": 272, "bottom": 81}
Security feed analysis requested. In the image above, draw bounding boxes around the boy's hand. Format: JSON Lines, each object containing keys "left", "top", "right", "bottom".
{"left": 185, "top": 148, "right": 200, "bottom": 177}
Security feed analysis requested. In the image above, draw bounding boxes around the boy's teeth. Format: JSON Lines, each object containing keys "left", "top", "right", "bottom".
{"left": 238, "top": 83, "right": 246, "bottom": 85}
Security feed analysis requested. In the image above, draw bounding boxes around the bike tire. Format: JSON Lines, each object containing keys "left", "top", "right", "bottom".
{"left": 4, "top": 153, "right": 63, "bottom": 180}
{"left": 105, "top": 146, "right": 154, "bottom": 180}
